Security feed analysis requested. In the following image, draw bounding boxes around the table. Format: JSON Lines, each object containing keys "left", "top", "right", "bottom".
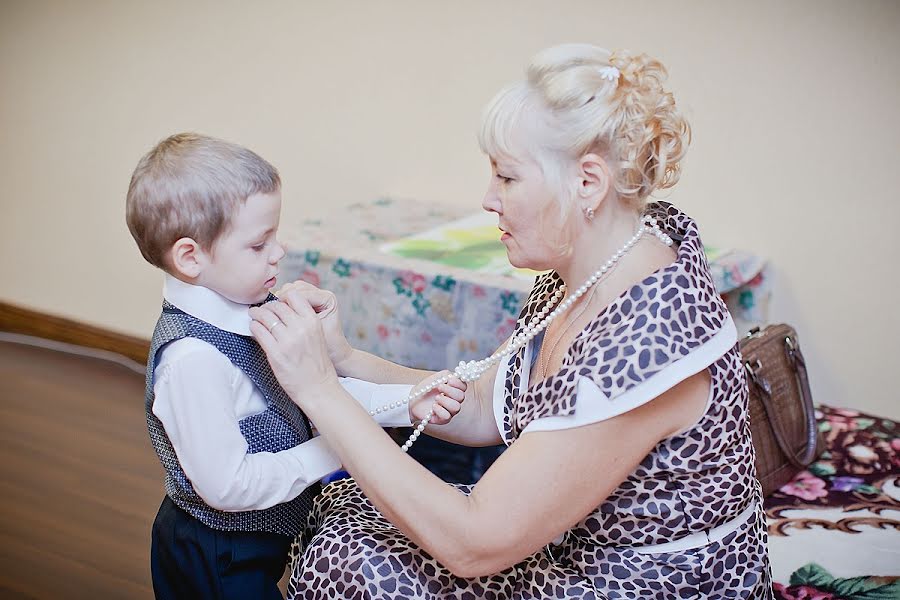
{"left": 280, "top": 198, "right": 772, "bottom": 373}
{"left": 280, "top": 198, "right": 772, "bottom": 483}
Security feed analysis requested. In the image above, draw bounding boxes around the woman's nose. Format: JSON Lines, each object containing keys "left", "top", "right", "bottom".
{"left": 482, "top": 183, "right": 500, "bottom": 214}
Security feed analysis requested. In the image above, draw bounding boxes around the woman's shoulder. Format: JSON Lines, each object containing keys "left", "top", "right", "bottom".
{"left": 520, "top": 203, "right": 719, "bottom": 336}
{"left": 506, "top": 203, "right": 737, "bottom": 433}
{"left": 571, "top": 202, "right": 734, "bottom": 393}
{"left": 593, "top": 202, "right": 724, "bottom": 330}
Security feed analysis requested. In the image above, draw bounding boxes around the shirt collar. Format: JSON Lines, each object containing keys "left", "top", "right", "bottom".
{"left": 163, "top": 274, "right": 253, "bottom": 336}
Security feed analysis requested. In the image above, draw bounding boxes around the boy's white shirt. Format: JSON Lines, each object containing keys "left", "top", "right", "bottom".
{"left": 152, "top": 275, "right": 413, "bottom": 512}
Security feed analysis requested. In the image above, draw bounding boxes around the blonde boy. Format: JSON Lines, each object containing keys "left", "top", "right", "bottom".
{"left": 126, "top": 133, "right": 461, "bottom": 599}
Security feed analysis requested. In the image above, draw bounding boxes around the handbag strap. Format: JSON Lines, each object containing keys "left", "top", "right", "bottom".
{"left": 785, "top": 337, "right": 820, "bottom": 464}
{"left": 746, "top": 334, "right": 819, "bottom": 468}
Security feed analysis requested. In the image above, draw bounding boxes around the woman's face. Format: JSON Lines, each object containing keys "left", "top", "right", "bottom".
{"left": 482, "top": 152, "right": 570, "bottom": 271}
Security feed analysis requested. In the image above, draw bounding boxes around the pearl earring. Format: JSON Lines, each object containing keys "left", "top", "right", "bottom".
{"left": 585, "top": 207, "right": 595, "bottom": 221}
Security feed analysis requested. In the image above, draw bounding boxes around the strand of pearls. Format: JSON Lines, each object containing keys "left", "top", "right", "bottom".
{"left": 368, "top": 215, "right": 673, "bottom": 452}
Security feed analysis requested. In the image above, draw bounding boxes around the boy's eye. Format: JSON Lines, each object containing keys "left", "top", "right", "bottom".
{"left": 252, "top": 243, "right": 266, "bottom": 251}
{"left": 496, "top": 174, "right": 513, "bottom": 183}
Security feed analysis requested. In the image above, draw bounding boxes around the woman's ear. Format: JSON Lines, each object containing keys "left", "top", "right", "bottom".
{"left": 577, "top": 153, "right": 612, "bottom": 214}
{"left": 168, "top": 237, "right": 207, "bottom": 279}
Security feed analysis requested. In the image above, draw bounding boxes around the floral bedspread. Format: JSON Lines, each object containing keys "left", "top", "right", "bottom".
{"left": 768, "top": 405, "right": 900, "bottom": 599}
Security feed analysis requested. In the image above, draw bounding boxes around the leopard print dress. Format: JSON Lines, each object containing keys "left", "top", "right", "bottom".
{"left": 286, "top": 203, "right": 773, "bottom": 599}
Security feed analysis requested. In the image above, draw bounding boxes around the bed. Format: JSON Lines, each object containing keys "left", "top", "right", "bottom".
{"left": 768, "top": 405, "right": 899, "bottom": 598}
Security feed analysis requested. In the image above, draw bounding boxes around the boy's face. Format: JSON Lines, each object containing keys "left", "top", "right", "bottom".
{"left": 197, "top": 190, "right": 285, "bottom": 305}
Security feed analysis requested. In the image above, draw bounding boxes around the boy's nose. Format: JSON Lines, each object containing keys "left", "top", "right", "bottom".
{"left": 271, "top": 241, "right": 286, "bottom": 263}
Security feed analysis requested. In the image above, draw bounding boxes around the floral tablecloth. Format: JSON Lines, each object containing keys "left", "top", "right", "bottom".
{"left": 279, "top": 197, "right": 772, "bottom": 372}
{"left": 768, "top": 405, "right": 900, "bottom": 599}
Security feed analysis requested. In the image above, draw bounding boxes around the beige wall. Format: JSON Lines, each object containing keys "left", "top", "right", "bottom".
{"left": 1, "top": 1, "right": 898, "bottom": 417}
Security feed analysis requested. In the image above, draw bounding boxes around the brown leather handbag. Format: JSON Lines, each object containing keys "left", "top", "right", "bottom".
{"left": 740, "top": 324, "right": 823, "bottom": 497}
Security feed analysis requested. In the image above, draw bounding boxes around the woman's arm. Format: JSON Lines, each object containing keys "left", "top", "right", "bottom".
{"left": 417, "top": 354, "right": 504, "bottom": 447}
{"left": 291, "top": 365, "right": 706, "bottom": 578}
{"left": 334, "top": 347, "right": 430, "bottom": 384}
{"left": 276, "top": 279, "right": 505, "bottom": 447}
{"left": 249, "top": 293, "right": 708, "bottom": 578}
{"left": 336, "top": 337, "right": 508, "bottom": 447}
{"left": 275, "top": 281, "right": 423, "bottom": 382}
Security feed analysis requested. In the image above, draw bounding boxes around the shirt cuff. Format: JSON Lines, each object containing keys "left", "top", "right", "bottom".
{"left": 339, "top": 377, "right": 413, "bottom": 427}
{"left": 370, "top": 384, "right": 414, "bottom": 427}
{"left": 286, "top": 436, "right": 343, "bottom": 483}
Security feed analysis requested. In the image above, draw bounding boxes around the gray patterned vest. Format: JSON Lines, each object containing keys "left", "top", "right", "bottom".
{"left": 145, "top": 298, "right": 319, "bottom": 536}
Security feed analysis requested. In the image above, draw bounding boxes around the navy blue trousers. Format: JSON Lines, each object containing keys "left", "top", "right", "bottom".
{"left": 151, "top": 496, "right": 291, "bottom": 600}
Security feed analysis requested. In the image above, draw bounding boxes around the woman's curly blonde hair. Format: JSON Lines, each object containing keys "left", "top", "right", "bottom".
{"left": 479, "top": 43, "right": 690, "bottom": 212}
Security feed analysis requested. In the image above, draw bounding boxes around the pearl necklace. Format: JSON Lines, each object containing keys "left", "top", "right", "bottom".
{"left": 539, "top": 282, "right": 600, "bottom": 381}
{"left": 367, "top": 215, "right": 673, "bottom": 452}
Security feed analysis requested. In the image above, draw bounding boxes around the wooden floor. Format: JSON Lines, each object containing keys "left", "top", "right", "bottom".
{"left": 0, "top": 340, "right": 163, "bottom": 599}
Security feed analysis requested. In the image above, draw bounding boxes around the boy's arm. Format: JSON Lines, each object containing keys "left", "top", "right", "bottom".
{"left": 416, "top": 353, "right": 504, "bottom": 447}
{"left": 338, "top": 342, "right": 509, "bottom": 447}
{"left": 153, "top": 339, "right": 341, "bottom": 512}
{"left": 339, "top": 345, "right": 508, "bottom": 447}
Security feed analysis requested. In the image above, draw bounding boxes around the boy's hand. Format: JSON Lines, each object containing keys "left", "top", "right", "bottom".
{"left": 276, "top": 280, "right": 353, "bottom": 367}
{"left": 409, "top": 370, "right": 466, "bottom": 426}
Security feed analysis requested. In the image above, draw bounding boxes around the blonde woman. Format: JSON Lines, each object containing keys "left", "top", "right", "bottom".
{"left": 251, "top": 43, "right": 772, "bottom": 599}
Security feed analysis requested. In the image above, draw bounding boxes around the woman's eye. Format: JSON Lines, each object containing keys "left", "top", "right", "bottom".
{"left": 496, "top": 174, "right": 513, "bottom": 183}
{"left": 252, "top": 243, "right": 266, "bottom": 251}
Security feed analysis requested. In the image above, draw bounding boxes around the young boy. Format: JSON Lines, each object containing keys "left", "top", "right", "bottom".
{"left": 126, "top": 133, "right": 463, "bottom": 599}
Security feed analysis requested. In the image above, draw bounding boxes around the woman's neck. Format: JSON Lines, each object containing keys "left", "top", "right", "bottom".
{"left": 555, "top": 201, "right": 642, "bottom": 291}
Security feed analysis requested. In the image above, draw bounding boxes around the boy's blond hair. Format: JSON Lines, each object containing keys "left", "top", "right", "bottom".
{"left": 126, "top": 132, "right": 281, "bottom": 270}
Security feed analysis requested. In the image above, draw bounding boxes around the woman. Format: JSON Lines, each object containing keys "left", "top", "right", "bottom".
{"left": 250, "top": 43, "right": 772, "bottom": 599}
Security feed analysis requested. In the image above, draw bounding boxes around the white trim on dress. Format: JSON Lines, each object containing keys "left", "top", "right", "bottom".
{"left": 629, "top": 500, "right": 757, "bottom": 554}
{"left": 495, "top": 315, "right": 737, "bottom": 435}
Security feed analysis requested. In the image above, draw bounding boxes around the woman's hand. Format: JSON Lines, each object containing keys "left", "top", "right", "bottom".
{"left": 409, "top": 371, "right": 466, "bottom": 425}
{"left": 276, "top": 280, "right": 354, "bottom": 368}
{"left": 249, "top": 289, "right": 340, "bottom": 404}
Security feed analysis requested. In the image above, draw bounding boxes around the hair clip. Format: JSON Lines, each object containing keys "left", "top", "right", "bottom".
{"left": 598, "top": 66, "right": 620, "bottom": 83}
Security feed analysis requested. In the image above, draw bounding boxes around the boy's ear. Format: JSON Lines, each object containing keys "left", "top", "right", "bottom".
{"left": 168, "top": 237, "right": 207, "bottom": 279}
